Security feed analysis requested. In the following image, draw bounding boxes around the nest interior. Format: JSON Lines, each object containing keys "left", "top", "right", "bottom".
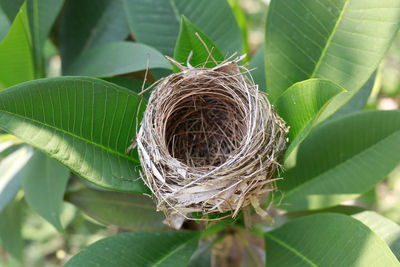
{"left": 165, "top": 78, "right": 247, "bottom": 168}
{"left": 136, "top": 59, "right": 288, "bottom": 223}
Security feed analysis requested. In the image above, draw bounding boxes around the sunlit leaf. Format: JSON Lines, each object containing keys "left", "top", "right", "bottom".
{"left": 174, "top": 16, "right": 224, "bottom": 71}
{"left": 0, "top": 77, "right": 148, "bottom": 193}
{"left": 265, "top": 0, "right": 400, "bottom": 102}
{"left": 65, "top": 232, "right": 199, "bottom": 267}
{"left": 264, "top": 213, "right": 399, "bottom": 266}
{"left": 275, "top": 79, "right": 344, "bottom": 158}
{"left": 0, "top": 146, "right": 32, "bottom": 212}
{"left": 0, "top": 3, "right": 34, "bottom": 89}
{"left": 279, "top": 110, "right": 400, "bottom": 211}
{"left": 353, "top": 211, "right": 400, "bottom": 260}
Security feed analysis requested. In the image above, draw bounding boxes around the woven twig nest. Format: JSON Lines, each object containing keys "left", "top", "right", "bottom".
{"left": 136, "top": 56, "right": 288, "bottom": 226}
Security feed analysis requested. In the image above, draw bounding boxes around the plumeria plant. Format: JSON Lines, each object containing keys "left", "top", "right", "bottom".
{"left": 0, "top": 0, "right": 400, "bottom": 266}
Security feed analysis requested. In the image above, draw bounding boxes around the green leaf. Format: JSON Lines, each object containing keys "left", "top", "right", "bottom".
{"left": 0, "top": 6, "right": 10, "bottom": 41}
{"left": 103, "top": 77, "right": 151, "bottom": 100}
{"left": 174, "top": 16, "right": 224, "bottom": 71}
{"left": 353, "top": 211, "right": 400, "bottom": 261}
{"left": 65, "top": 41, "right": 171, "bottom": 77}
{"left": 264, "top": 213, "right": 399, "bottom": 266}
{"left": 65, "top": 187, "right": 165, "bottom": 230}
{"left": 228, "top": 0, "right": 249, "bottom": 62}
{"left": 60, "top": 0, "right": 130, "bottom": 71}
{"left": 0, "top": 195, "right": 24, "bottom": 262}
{"left": 327, "top": 72, "right": 376, "bottom": 121}
{"left": 21, "top": 150, "right": 70, "bottom": 231}
{"left": 265, "top": 0, "right": 400, "bottom": 102}
{"left": 274, "top": 79, "right": 345, "bottom": 158}
{"left": 123, "top": 0, "right": 242, "bottom": 57}
{"left": 279, "top": 110, "right": 400, "bottom": 211}
{"left": 22, "top": 202, "right": 77, "bottom": 242}
{"left": 65, "top": 232, "right": 199, "bottom": 267}
{"left": 188, "top": 241, "right": 212, "bottom": 267}
{"left": 316, "top": 72, "right": 377, "bottom": 124}
{"left": 280, "top": 205, "right": 365, "bottom": 225}
{"left": 27, "top": 0, "right": 64, "bottom": 78}
{"left": 0, "top": 77, "right": 148, "bottom": 193}
{"left": 0, "top": 134, "right": 23, "bottom": 153}
{"left": 0, "top": 3, "right": 34, "bottom": 89}
{"left": 0, "top": 146, "right": 32, "bottom": 212}
{"left": 0, "top": 0, "right": 24, "bottom": 22}
{"left": 152, "top": 68, "right": 173, "bottom": 80}
{"left": 249, "top": 45, "right": 266, "bottom": 92}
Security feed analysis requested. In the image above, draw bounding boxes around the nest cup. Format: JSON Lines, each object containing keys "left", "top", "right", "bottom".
{"left": 136, "top": 57, "right": 288, "bottom": 225}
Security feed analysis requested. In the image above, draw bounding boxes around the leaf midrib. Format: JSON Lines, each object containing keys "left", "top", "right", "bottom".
{"left": 0, "top": 109, "right": 139, "bottom": 164}
{"left": 14, "top": 5, "right": 35, "bottom": 82}
{"left": 265, "top": 232, "right": 317, "bottom": 266}
{"left": 169, "top": 0, "right": 180, "bottom": 22}
{"left": 153, "top": 235, "right": 198, "bottom": 266}
{"left": 280, "top": 79, "right": 345, "bottom": 158}
{"left": 310, "top": 0, "right": 350, "bottom": 77}
{"left": 284, "top": 128, "right": 400, "bottom": 198}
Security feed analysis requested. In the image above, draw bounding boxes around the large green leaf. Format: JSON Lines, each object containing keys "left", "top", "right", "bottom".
{"left": 22, "top": 202, "right": 76, "bottom": 243}
{"left": 279, "top": 110, "right": 400, "bottom": 211}
{"left": 278, "top": 205, "right": 366, "bottom": 227}
{"left": 174, "top": 16, "right": 224, "bottom": 71}
{"left": 0, "top": 6, "right": 10, "bottom": 41}
{"left": 316, "top": 72, "right": 377, "bottom": 124}
{"left": 0, "top": 77, "right": 148, "bottom": 193}
{"left": 265, "top": 0, "right": 400, "bottom": 102}
{"left": 0, "top": 146, "right": 32, "bottom": 212}
{"left": 188, "top": 241, "right": 212, "bottom": 267}
{"left": 264, "top": 213, "right": 399, "bottom": 266}
{"left": 327, "top": 72, "right": 376, "bottom": 121}
{"left": 65, "top": 187, "right": 165, "bottom": 230}
{"left": 27, "top": 0, "right": 64, "bottom": 78}
{"left": 21, "top": 150, "right": 70, "bottom": 231}
{"left": 0, "top": 0, "right": 24, "bottom": 22}
{"left": 0, "top": 3, "right": 34, "bottom": 89}
{"left": 275, "top": 79, "right": 344, "bottom": 158}
{"left": 353, "top": 211, "right": 400, "bottom": 260}
{"left": 65, "top": 232, "right": 199, "bottom": 267}
{"left": 0, "top": 196, "right": 24, "bottom": 261}
{"left": 65, "top": 41, "right": 171, "bottom": 77}
{"left": 60, "top": 0, "right": 130, "bottom": 71}
{"left": 249, "top": 45, "right": 266, "bottom": 92}
{"left": 103, "top": 77, "right": 151, "bottom": 100}
{"left": 123, "top": 0, "right": 242, "bottom": 57}
{"left": 0, "top": 133, "right": 23, "bottom": 154}
{"left": 228, "top": 0, "right": 249, "bottom": 61}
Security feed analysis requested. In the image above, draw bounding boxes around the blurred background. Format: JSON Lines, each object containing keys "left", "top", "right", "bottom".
{"left": 0, "top": 0, "right": 399, "bottom": 266}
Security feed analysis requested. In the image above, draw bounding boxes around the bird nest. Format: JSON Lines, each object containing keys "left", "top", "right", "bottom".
{"left": 135, "top": 56, "right": 288, "bottom": 226}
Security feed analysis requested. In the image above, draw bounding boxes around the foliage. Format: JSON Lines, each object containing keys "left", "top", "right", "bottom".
{"left": 0, "top": 0, "right": 399, "bottom": 266}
